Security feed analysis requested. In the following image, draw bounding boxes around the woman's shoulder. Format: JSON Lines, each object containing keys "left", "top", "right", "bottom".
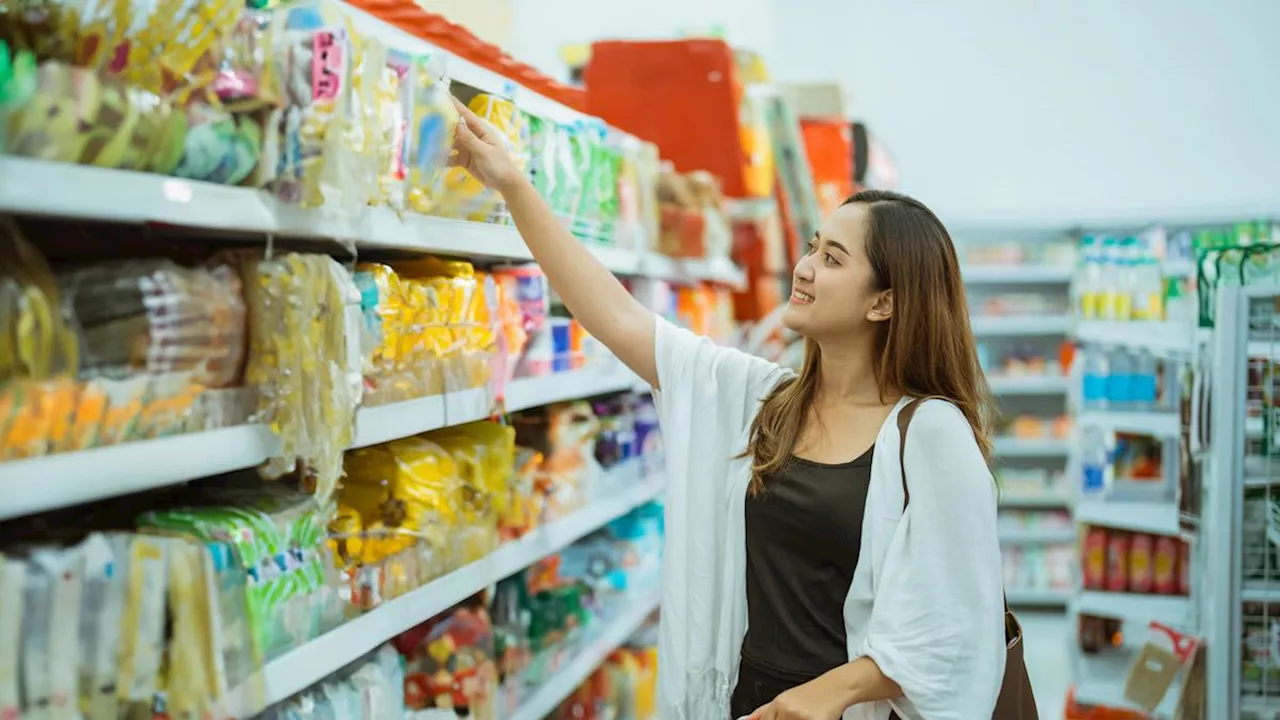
{"left": 908, "top": 397, "right": 971, "bottom": 434}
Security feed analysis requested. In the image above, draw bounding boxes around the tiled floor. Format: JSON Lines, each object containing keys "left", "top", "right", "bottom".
{"left": 1020, "top": 610, "right": 1073, "bottom": 720}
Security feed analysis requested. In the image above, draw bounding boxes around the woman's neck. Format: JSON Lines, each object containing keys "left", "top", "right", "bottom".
{"left": 815, "top": 338, "right": 890, "bottom": 406}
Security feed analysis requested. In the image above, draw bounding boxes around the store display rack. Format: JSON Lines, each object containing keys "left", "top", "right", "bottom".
{"left": 219, "top": 467, "right": 664, "bottom": 714}
{"left": 506, "top": 589, "right": 662, "bottom": 720}
{"left": 0, "top": 361, "right": 646, "bottom": 520}
{"left": 0, "top": 157, "right": 745, "bottom": 290}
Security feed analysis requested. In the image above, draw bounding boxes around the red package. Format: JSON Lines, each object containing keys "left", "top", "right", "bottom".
{"left": 1130, "top": 533, "right": 1154, "bottom": 594}
{"left": 1153, "top": 535, "right": 1178, "bottom": 594}
{"left": 1083, "top": 526, "right": 1107, "bottom": 590}
{"left": 1105, "top": 531, "right": 1130, "bottom": 592}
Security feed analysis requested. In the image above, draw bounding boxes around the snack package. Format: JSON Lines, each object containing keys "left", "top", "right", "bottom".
{"left": 396, "top": 603, "right": 498, "bottom": 719}
{"left": 239, "top": 252, "right": 361, "bottom": 499}
{"left": 431, "top": 92, "right": 525, "bottom": 222}
{"left": 405, "top": 52, "right": 457, "bottom": 215}
{"left": 338, "top": 436, "right": 457, "bottom": 602}
{"left": 273, "top": 1, "right": 369, "bottom": 212}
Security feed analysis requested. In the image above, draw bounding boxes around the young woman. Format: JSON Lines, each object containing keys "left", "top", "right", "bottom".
{"left": 451, "top": 100, "right": 1006, "bottom": 720}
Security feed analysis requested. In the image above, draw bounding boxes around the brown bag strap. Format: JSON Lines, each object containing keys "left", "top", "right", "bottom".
{"left": 897, "top": 396, "right": 1011, "bottom": 615}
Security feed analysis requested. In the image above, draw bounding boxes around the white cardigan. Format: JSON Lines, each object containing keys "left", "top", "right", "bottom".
{"left": 651, "top": 319, "right": 1006, "bottom": 720}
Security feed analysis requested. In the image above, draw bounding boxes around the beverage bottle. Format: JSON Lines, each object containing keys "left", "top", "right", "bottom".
{"left": 1098, "top": 236, "right": 1120, "bottom": 320}
{"left": 1115, "top": 237, "right": 1138, "bottom": 321}
{"left": 1133, "top": 348, "right": 1158, "bottom": 410}
{"left": 1106, "top": 346, "right": 1134, "bottom": 409}
{"left": 1082, "top": 345, "right": 1109, "bottom": 410}
{"left": 1081, "top": 427, "right": 1109, "bottom": 495}
{"left": 1078, "top": 235, "right": 1103, "bottom": 320}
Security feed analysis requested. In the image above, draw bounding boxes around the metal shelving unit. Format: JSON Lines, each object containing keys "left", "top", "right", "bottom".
{"left": 1202, "top": 284, "right": 1280, "bottom": 719}
{"left": 963, "top": 261, "right": 1076, "bottom": 607}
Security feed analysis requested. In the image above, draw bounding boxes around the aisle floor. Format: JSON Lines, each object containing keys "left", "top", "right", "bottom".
{"left": 1020, "top": 610, "right": 1073, "bottom": 720}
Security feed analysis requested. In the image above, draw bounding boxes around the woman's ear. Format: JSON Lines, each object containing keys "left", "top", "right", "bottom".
{"left": 867, "top": 289, "right": 894, "bottom": 322}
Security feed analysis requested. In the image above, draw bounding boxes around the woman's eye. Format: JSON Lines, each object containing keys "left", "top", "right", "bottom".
{"left": 806, "top": 241, "right": 818, "bottom": 255}
{"left": 824, "top": 253, "right": 838, "bottom": 266}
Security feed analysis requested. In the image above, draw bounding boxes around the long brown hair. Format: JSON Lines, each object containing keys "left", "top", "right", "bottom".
{"left": 743, "top": 190, "right": 994, "bottom": 492}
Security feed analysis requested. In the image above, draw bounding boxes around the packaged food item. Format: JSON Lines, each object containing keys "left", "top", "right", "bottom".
{"left": 432, "top": 92, "right": 525, "bottom": 222}
{"left": 1129, "top": 533, "right": 1154, "bottom": 594}
{"left": 396, "top": 602, "right": 498, "bottom": 719}
{"left": 239, "top": 252, "right": 361, "bottom": 499}
{"left": 1153, "top": 535, "right": 1178, "bottom": 595}
{"left": 1105, "top": 530, "right": 1129, "bottom": 592}
{"left": 405, "top": 52, "right": 458, "bottom": 215}
{"left": 1082, "top": 526, "right": 1107, "bottom": 591}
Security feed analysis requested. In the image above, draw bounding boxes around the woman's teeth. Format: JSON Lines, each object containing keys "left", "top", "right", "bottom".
{"left": 791, "top": 289, "right": 814, "bottom": 304}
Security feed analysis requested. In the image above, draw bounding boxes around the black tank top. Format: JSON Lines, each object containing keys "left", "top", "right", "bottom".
{"left": 738, "top": 446, "right": 873, "bottom": 684}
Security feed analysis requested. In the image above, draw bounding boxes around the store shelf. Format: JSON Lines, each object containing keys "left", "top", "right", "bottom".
{"left": 1075, "top": 499, "right": 1182, "bottom": 536}
{"left": 999, "top": 527, "right": 1077, "bottom": 544}
{"left": 1074, "top": 651, "right": 1179, "bottom": 717}
{"left": 1242, "top": 694, "right": 1280, "bottom": 718}
{"left": 235, "top": 470, "right": 665, "bottom": 714}
{"left": 1076, "top": 591, "right": 1192, "bottom": 627}
{"left": 1000, "top": 493, "right": 1073, "bottom": 509}
{"left": 1005, "top": 588, "right": 1072, "bottom": 607}
{"left": 0, "top": 157, "right": 746, "bottom": 287}
{"left": 993, "top": 437, "right": 1072, "bottom": 457}
{"left": 986, "top": 375, "right": 1071, "bottom": 395}
{"left": 970, "top": 315, "right": 1073, "bottom": 336}
{"left": 1077, "top": 410, "right": 1181, "bottom": 438}
{"left": 1, "top": 364, "right": 645, "bottom": 519}
{"left": 962, "top": 265, "right": 1074, "bottom": 284}
{"left": 1074, "top": 320, "right": 1194, "bottom": 355}
{"left": 1242, "top": 581, "right": 1280, "bottom": 604}
{"left": 0, "top": 424, "right": 280, "bottom": 521}
{"left": 507, "top": 589, "right": 661, "bottom": 720}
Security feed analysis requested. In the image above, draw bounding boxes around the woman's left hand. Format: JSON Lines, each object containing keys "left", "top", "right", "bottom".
{"left": 749, "top": 672, "right": 848, "bottom": 720}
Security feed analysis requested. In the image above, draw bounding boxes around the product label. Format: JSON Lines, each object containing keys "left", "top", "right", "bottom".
{"left": 312, "top": 31, "right": 345, "bottom": 101}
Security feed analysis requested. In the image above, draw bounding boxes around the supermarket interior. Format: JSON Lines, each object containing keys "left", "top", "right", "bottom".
{"left": 0, "top": 0, "right": 1278, "bottom": 719}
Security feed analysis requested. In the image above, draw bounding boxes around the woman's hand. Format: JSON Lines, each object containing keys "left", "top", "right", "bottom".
{"left": 749, "top": 673, "right": 849, "bottom": 720}
{"left": 449, "top": 97, "right": 525, "bottom": 194}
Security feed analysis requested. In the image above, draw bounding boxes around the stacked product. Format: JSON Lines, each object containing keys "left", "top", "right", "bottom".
{"left": 263, "top": 500, "right": 664, "bottom": 719}
{"left": 548, "top": 621, "right": 660, "bottom": 720}
{"left": 1081, "top": 525, "right": 1191, "bottom": 597}
{"left": 0, "top": 479, "right": 349, "bottom": 718}
{"left": 0, "top": 226, "right": 251, "bottom": 461}
{"left": 0, "top": 0, "right": 667, "bottom": 258}
{"left": 491, "top": 501, "right": 664, "bottom": 715}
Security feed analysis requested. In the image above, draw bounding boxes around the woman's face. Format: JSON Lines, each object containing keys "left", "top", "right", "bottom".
{"left": 781, "top": 202, "right": 892, "bottom": 339}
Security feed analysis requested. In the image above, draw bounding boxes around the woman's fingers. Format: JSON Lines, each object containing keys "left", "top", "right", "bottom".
{"left": 451, "top": 96, "right": 492, "bottom": 141}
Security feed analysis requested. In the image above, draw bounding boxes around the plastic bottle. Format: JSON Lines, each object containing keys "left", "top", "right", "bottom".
{"left": 1114, "top": 237, "right": 1138, "bottom": 321}
{"left": 1077, "top": 235, "right": 1103, "bottom": 320}
{"left": 1132, "top": 250, "right": 1164, "bottom": 322}
{"left": 1082, "top": 345, "right": 1109, "bottom": 410}
{"left": 1098, "top": 236, "right": 1120, "bottom": 320}
{"left": 1106, "top": 346, "right": 1134, "bottom": 409}
{"left": 1081, "top": 427, "right": 1108, "bottom": 495}
{"left": 1132, "top": 349, "right": 1158, "bottom": 410}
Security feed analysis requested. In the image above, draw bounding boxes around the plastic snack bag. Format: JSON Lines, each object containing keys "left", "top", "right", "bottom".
{"left": 405, "top": 51, "right": 457, "bottom": 215}
{"left": 431, "top": 92, "right": 525, "bottom": 222}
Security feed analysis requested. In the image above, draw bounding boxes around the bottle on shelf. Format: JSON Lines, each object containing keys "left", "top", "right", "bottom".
{"left": 1098, "top": 236, "right": 1121, "bottom": 321}
{"left": 1132, "top": 254, "right": 1165, "bottom": 322}
{"left": 1132, "top": 348, "right": 1159, "bottom": 411}
{"left": 1106, "top": 346, "right": 1134, "bottom": 410}
{"left": 1081, "top": 426, "right": 1109, "bottom": 496}
{"left": 1077, "top": 234, "right": 1104, "bottom": 320}
{"left": 1082, "top": 345, "right": 1109, "bottom": 411}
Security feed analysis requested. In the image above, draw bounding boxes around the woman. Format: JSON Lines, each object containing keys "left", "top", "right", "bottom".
{"left": 451, "top": 100, "right": 1006, "bottom": 720}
